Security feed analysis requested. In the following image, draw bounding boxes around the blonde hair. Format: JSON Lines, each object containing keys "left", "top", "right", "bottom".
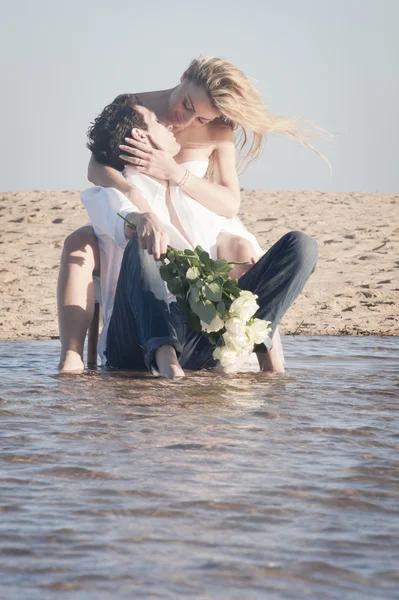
{"left": 185, "top": 55, "right": 328, "bottom": 174}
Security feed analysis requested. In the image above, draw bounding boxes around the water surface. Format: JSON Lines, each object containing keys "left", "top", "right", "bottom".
{"left": 0, "top": 336, "right": 398, "bottom": 599}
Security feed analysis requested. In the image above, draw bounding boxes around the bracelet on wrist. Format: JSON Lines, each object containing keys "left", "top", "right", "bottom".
{"left": 176, "top": 168, "right": 189, "bottom": 187}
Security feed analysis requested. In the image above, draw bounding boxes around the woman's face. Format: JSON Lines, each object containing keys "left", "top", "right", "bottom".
{"left": 134, "top": 106, "right": 181, "bottom": 155}
{"left": 167, "top": 79, "right": 221, "bottom": 131}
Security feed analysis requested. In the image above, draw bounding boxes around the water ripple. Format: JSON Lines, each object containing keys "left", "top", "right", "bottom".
{"left": 0, "top": 336, "right": 398, "bottom": 599}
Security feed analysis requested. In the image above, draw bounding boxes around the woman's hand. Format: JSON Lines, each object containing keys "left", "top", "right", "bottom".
{"left": 119, "top": 135, "right": 184, "bottom": 183}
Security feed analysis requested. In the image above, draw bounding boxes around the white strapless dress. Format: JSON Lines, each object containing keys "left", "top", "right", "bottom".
{"left": 124, "top": 160, "right": 265, "bottom": 260}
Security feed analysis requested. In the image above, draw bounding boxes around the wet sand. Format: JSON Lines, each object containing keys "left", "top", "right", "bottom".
{"left": 0, "top": 189, "right": 398, "bottom": 340}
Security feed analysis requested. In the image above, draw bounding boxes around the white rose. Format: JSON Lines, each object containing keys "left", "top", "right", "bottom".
{"left": 247, "top": 319, "right": 271, "bottom": 345}
{"left": 213, "top": 345, "right": 238, "bottom": 367}
{"left": 223, "top": 331, "right": 253, "bottom": 353}
{"left": 224, "top": 316, "right": 247, "bottom": 337}
{"left": 200, "top": 314, "right": 224, "bottom": 333}
{"left": 229, "top": 291, "right": 259, "bottom": 322}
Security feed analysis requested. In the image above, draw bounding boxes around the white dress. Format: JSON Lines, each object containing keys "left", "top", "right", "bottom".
{"left": 124, "top": 160, "right": 265, "bottom": 259}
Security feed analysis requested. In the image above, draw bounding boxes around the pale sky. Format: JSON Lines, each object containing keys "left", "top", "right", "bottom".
{"left": 1, "top": 0, "right": 398, "bottom": 192}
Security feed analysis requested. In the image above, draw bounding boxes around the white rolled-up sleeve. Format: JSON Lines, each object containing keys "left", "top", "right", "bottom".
{"left": 81, "top": 186, "right": 141, "bottom": 248}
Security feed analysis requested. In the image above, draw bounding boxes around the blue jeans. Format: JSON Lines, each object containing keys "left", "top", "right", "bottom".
{"left": 105, "top": 231, "right": 318, "bottom": 372}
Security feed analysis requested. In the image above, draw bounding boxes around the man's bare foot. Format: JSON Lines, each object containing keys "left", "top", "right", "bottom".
{"left": 154, "top": 345, "right": 185, "bottom": 379}
{"left": 58, "top": 350, "right": 85, "bottom": 374}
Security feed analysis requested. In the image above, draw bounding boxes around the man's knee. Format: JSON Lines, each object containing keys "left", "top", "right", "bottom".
{"left": 284, "top": 230, "right": 318, "bottom": 270}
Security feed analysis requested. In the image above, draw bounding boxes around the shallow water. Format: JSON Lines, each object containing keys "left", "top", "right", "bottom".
{"left": 0, "top": 336, "right": 398, "bottom": 599}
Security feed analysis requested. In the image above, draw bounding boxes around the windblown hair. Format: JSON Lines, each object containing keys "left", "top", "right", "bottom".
{"left": 87, "top": 94, "right": 147, "bottom": 171}
{"left": 185, "top": 56, "right": 328, "bottom": 174}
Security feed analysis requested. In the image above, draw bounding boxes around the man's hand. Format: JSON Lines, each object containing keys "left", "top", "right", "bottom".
{"left": 135, "top": 212, "right": 169, "bottom": 261}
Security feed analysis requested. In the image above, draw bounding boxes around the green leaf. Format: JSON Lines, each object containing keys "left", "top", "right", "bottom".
{"left": 188, "top": 286, "right": 200, "bottom": 311}
{"left": 223, "top": 278, "right": 240, "bottom": 294}
{"left": 186, "top": 266, "right": 200, "bottom": 281}
{"left": 195, "top": 246, "right": 211, "bottom": 263}
{"left": 167, "top": 278, "right": 184, "bottom": 297}
{"left": 166, "top": 251, "right": 176, "bottom": 263}
{"left": 213, "top": 259, "right": 233, "bottom": 274}
{"left": 214, "top": 275, "right": 226, "bottom": 286}
{"left": 216, "top": 301, "right": 227, "bottom": 316}
{"left": 204, "top": 282, "right": 222, "bottom": 302}
{"left": 195, "top": 300, "right": 216, "bottom": 325}
{"left": 159, "top": 264, "right": 173, "bottom": 281}
{"left": 184, "top": 249, "right": 198, "bottom": 258}
{"left": 182, "top": 253, "right": 201, "bottom": 267}
{"left": 189, "top": 286, "right": 200, "bottom": 302}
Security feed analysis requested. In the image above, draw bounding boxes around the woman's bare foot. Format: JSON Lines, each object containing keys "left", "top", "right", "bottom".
{"left": 154, "top": 345, "right": 185, "bottom": 378}
{"left": 58, "top": 350, "right": 85, "bottom": 374}
{"left": 256, "top": 351, "right": 285, "bottom": 374}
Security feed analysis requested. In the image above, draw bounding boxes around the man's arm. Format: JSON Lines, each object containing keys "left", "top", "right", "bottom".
{"left": 88, "top": 155, "right": 136, "bottom": 200}
{"left": 81, "top": 184, "right": 151, "bottom": 247}
{"left": 81, "top": 185, "right": 169, "bottom": 260}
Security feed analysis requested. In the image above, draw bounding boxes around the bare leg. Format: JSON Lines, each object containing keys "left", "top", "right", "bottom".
{"left": 217, "top": 232, "right": 255, "bottom": 279}
{"left": 256, "top": 328, "right": 285, "bottom": 374}
{"left": 57, "top": 226, "right": 100, "bottom": 373}
{"left": 154, "top": 345, "right": 185, "bottom": 379}
{"left": 217, "top": 233, "right": 284, "bottom": 374}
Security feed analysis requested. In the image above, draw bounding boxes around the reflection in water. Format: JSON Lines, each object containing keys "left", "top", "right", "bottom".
{"left": 0, "top": 336, "right": 398, "bottom": 599}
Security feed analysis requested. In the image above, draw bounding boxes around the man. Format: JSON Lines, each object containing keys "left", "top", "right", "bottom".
{"left": 83, "top": 94, "right": 187, "bottom": 377}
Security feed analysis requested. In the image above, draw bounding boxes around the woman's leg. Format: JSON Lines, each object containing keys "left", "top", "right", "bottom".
{"left": 217, "top": 232, "right": 284, "bottom": 373}
{"left": 106, "top": 237, "right": 185, "bottom": 378}
{"left": 217, "top": 232, "right": 255, "bottom": 279}
{"left": 57, "top": 226, "right": 100, "bottom": 373}
{"left": 255, "top": 328, "right": 285, "bottom": 374}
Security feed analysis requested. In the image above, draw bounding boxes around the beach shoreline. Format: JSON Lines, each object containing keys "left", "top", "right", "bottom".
{"left": 0, "top": 190, "right": 398, "bottom": 341}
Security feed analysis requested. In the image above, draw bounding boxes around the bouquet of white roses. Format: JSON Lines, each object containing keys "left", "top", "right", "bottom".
{"left": 119, "top": 214, "right": 271, "bottom": 367}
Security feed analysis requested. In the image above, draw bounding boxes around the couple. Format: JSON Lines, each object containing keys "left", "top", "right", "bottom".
{"left": 57, "top": 56, "right": 318, "bottom": 377}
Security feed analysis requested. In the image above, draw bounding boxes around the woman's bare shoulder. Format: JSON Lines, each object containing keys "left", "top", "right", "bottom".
{"left": 207, "top": 118, "right": 234, "bottom": 144}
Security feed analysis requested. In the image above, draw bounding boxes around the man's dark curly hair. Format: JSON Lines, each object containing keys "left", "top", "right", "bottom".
{"left": 87, "top": 94, "right": 148, "bottom": 171}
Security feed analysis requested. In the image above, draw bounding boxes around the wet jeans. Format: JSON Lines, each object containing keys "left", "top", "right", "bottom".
{"left": 105, "top": 231, "right": 318, "bottom": 372}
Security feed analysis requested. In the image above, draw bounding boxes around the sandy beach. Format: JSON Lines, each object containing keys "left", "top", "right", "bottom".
{"left": 0, "top": 189, "right": 398, "bottom": 341}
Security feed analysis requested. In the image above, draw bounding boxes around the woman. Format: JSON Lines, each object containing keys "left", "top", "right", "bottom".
{"left": 58, "top": 56, "right": 319, "bottom": 373}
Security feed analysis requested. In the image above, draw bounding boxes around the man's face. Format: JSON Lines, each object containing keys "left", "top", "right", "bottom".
{"left": 167, "top": 80, "right": 221, "bottom": 130}
{"left": 135, "top": 106, "right": 181, "bottom": 156}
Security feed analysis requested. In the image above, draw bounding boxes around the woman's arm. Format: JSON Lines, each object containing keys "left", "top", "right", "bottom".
{"left": 176, "top": 131, "right": 241, "bottom": 219}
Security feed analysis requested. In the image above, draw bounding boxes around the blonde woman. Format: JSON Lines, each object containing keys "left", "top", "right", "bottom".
{"left": 58, "top": 56, "right": 318, "bottom": 373}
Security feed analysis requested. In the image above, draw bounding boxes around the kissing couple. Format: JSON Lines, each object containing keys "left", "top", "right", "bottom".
{"left": 57, "top": 56, "right": 318, "bottom": 377}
